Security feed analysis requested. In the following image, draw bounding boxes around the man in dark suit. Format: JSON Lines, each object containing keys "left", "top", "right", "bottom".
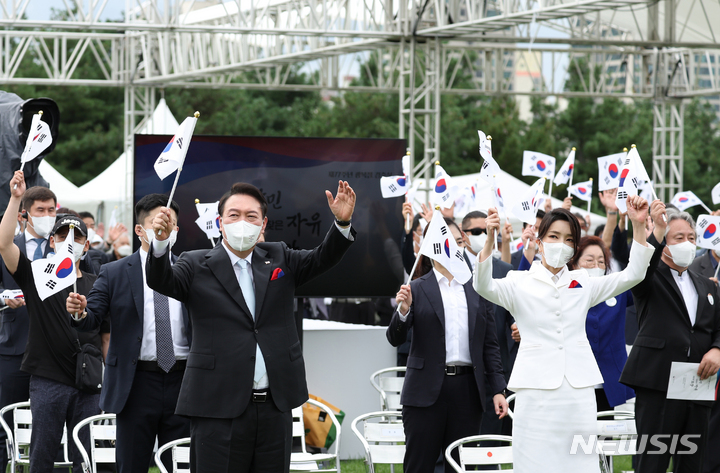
{"left": 145, "top": 181, "right": 356, "bottom": 473}
{"left": 0, "top": 185, "right": 56, "bottom": 471}
{"left": 388, "top": 216, "right": 508, "bottom": 473}
{"left": 66, "top": 194, "right": 191, "bottom": 473}
{"left": 460, "top": 211, "right": 516, "bottom": 439}
{"left": 690, "top": 249, "right": 720, "bottom": 473}
{"left": 620, "top": 202, "right": 720, "bottom": 473}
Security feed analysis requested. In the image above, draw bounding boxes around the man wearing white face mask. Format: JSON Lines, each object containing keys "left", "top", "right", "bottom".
{"left": 621, "top": 204, "right": 720, "bottom": 473}
{"left": 145, "top": 181, "right": 356, "bottom": 473}
{"left": 0, "top": 184, "right": 56, "bottom": 471}
{"left": 66, "top": 193, "right": 190, "bottom": 473}
{"left": 0, "top": 171, "right": 107, "bottom": 473}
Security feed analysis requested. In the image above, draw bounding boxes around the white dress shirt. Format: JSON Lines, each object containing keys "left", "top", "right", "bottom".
{"left": 540, "top": 264, "right": 568, "bottom": 286}
{"left": 434, "top": 268, "right": 472, "bottom": 365}
{"left": 24, "top": 230, "right": 47, "bottom": 260}
{"left": 152, "top": 222, "right": 354, "bottom": 389}
{"left": 465, "top": 248, "right": 477, "bottom": 272}
{"left": 138, "top": 248, "right": 190, "bottom": 361}
{"left": 219, "top": 241, "right": 270, "bottom": 390}
{"left": 671, "top": 268, "right": 698, "bottom": 326}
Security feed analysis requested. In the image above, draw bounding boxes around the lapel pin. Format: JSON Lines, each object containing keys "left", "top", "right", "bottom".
{"left": 265, "top": 261, "right": 270, "bottom": 265}
{"left": 708, "top": 293, "right": 714, "bottom": 306}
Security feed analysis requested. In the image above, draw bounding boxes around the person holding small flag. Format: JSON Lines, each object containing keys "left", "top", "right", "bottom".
{"left": 146, "top": 180, "right": 356, "bottom": 473}
{"left": 65, "top": 193, "right": 190, "bottom": 473}
{"left": 0, "top": 171, "right": 107, "bottom": 473}
{"left": 474, "top": 196, "right": 654, "bottom": 473}
{"left": 388, "top": 210, "right": 508, "bottom": 473}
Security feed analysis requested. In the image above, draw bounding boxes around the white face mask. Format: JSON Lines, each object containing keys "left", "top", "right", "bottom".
{"left": 167, "top": 229, "right": 178, "bottom": 247}
{"left": 492, "top": 249, "right": 502, "bottom": 260}
{"left": 541, "top": 241, "right": 575, "bottom": 269}
{"left": 468, "top": 233, "right": 487, "bottom": 254}
{"left": 73, "top": 241, "right": 86, "bottom": 261}
{"left": 142, "top": 227, "right": 177, "bottom": 247}
{"left": 586, "top": 267, "right": 605, "bottom": 278}
{"left": 667, "top": 241, "right": 696, "bottom": 268}
{"left": 116, "top": 245, "right": 132, "bottom": 258}
{"left": 29, "top": 215, "right": 54, "bottom": 239}
{"left": 223, "top": 220, "right": 262, "bottom": 252}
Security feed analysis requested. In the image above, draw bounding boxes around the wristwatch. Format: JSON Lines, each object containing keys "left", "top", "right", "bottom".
{"left": 335, "top": 218, "right": 351, "bottom": 227}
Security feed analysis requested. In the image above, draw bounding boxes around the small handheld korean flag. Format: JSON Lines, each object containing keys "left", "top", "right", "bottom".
{"left": 553, "top": 148, "right": 576, "bottom": 186}
{"left": 568, "top": 180, "right": 593, "bottom": 202}
{"left": 478, "top": 131, "right": 500, "bottom": 185}
{"left": 615, "top": 153, "right": 640, "bottom": 213}
{"left": 19, "top": 112, "right": 53, "bottom": 170}
{"left": 194, "top": 200, "right": 221, "bottom": 239}
{"left": 380, "top": 152, "right": 412, "bottom": 198}
{"left": 512, "top": 177, "right": 546, "bottom": 225}
{"left": 418, "top": 209, "right": 472, "bottom": 284}
{"left": 154, "top": 114, "right": 198, "bottom": 181}
{"left": 432, "top": 163, "right": 455, "bottom": 209}
{"left": 712, "top": 182, "right": 720, "bottom": 206}
{"left": 626, "top": 146, "right": 651, "bottom": 183}
{"left": 509, "top": 237, "right": 525, "bottom": 255}
{"left": 31, "top": 226, "right": 77, "bottom": 301}
{"left": 696, "top": 215, "right": 720, "bottom": 251}
{"left": 522, "top": 151, "right": 556, "bottom": 179}
{"left": 671, "top": 191, "right": 711, "bottom": 212}
{"left": 597, "top": 152, "right": 625, "bottom": 191}
{"left": 492, "top": 175, "right": 507, "bottom": 219}
{"left": 638, "top": 180, "right": 655, "bottom": 205}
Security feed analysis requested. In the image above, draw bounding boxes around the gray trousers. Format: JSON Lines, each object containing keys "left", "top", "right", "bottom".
{"left": 29, "top": 375, "right": 101, "bottom": 473}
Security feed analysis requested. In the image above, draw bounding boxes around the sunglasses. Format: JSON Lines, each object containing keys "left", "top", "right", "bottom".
{"left": 462, "top": 228, "right": 486, "bottom": 236}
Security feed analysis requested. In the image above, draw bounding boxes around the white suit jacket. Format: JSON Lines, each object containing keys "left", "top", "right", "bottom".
{"left": 473, "top": 241, "right": 654, "bottom": 390}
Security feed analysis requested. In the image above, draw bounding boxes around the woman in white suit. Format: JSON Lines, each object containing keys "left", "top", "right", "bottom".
{"left": 474, "top": 197, "right": 654, "bottom": 472}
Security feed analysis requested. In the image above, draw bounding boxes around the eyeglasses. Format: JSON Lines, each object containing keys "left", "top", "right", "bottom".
{"left": 462, "top": 228, "right": 486, "bottom": 236}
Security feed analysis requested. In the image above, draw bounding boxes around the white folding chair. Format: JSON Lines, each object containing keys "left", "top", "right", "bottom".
{"left": 290, "top": 398, "right": 342, "bottom": 472}
{"left": 155, "top": 437, "right": 191, "bottom": 473}
{"left": 505, "top": 393, "right": 516, "bottom": 419}
{"left": 596, "top": 410, "right": 637, "bottom": 473}
{"left": 445, "top": 434, "right": 513, "bottom": 472}
{"left": 351, "top": 411, "right": 405, "bottom": 473}
{"left": 369, "top": 367, "right": 406, "bottom": 411}
{"left": 72, "top": 413, "right": 117, "bottom": 473}
{"left": 0, "top": 400, "right": 72, "bottom": 472}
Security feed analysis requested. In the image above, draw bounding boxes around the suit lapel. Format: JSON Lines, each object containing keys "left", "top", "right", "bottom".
{"left": 205, "top": 244, "right": 253, "bottom": 321}
{"left": 689, "top": 270, "right": 707, "bottom": 326}
{"left": 126, "top": 252, "right": 145, "bottom": 323}
{"left": 418, "top": 272, "right": 445, "bottom": 331}
{"left": 251, "top": 246, "right": 272, "bottom": 322}
{"left": 463, "top": 282, "right": 478, "bottom": 349}
{"left": 529, "top": 262, "right": 557, "bottom": 289}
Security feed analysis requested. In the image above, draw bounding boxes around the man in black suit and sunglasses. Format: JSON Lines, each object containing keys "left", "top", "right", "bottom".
{"left": 461, "top": 211, "right": 515, "bottom": 439}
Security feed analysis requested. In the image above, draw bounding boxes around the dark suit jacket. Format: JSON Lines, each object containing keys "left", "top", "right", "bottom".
{"left": 690, "top": 251, "right": 719, "bottom": 295}
{"left": 146, "top": 224, "right": 355, "bottom": 418}
{"left": 75, "top": 250, "right": 191, "bottom": 413}
{"left": 386, "top": 271, "right": 506, "bottom": 409}
{"left": 620, "top": 233, "right": 720, "bottom": 404}
{"left": 0, "top": 233, "right": 51, "bottom": 355}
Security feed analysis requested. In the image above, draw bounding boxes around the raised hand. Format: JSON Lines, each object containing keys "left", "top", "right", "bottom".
{"left": 419, "top": 203, "right": 433, "bottom": 223}
{"left": 152, "top": 207, "right": 174, "bottom": 241}
{"left": 66, "top": 292, "right": 87, "bottom": 316}
{"left": 9, "top": 171, "right": 25, "bottom": 198}
{"left": 109, "top": 223, "right": 128, "bottom": 243}
{"left": 626, "top": 195, "right": 649, "bottom": 225}
{"left": 599, "top": 189, "right": 619, "bottom": 211}
{"left": 649, "top": 199, "right": 667, "bottom": 242}
{"left": 396, "top": 284, "right": 412, "bottom": 315}
{"left": 562, "top": 196, "right": 573, "bottom": 210}
{"left": 325, "top": 181, "right": 356, "bottom": 223}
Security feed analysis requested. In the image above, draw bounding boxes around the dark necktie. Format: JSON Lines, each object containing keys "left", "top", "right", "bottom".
{"left": 32, "top": 238, "right": 44, "bottom": 261}
{"left": 154, "top": 292, "right": 175, "bottom": 372}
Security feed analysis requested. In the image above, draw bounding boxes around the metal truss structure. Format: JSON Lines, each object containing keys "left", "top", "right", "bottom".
{"left": 2, "top": 0, "right": 720, "bottom": 202}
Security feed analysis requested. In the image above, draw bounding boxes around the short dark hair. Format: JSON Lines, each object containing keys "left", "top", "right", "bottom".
{"left": 444, "top": 217, "right": 461, "bottom": 234}
{"left": 593, "top": 224, "right": 605, "bottom": 237}
{"left": 79, "top": 211, "right": 95, "bottom": 221}
{"left": 56, "top": 207, "right": 79, "bottom": 217}
{"left": 135, "top": 194, "right": 180, "bottom": 224}
{"left": 522, "top": 209, "right": 546, "bottom": 229}
{"left": 411, "top": 213, "right": 423, "bottom": 233}
{"left": 22, "top": 186, "right": 56, "bottom": 212}
{"left": 462, "top": 211, "right": 487, "bottom": 229}
{"left": 572, "top": 236, "right": 611, "bottom": 275}
{"left": 537, "top": 208, "right": 582, "bottom": 255}
{"left": 218, "top": 183, "right": 267, "bottom": 218}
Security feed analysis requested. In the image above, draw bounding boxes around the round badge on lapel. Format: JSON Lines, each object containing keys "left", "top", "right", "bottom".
{"left": 605, "top": 297, "right": 617, "bottom": 307}
{"left": 709, "top": 293, "right": 715, "bottom": 306}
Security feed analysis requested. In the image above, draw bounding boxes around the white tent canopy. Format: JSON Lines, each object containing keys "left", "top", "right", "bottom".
{"left": 40, "top": 98, "right": 179, "bottom": 231}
